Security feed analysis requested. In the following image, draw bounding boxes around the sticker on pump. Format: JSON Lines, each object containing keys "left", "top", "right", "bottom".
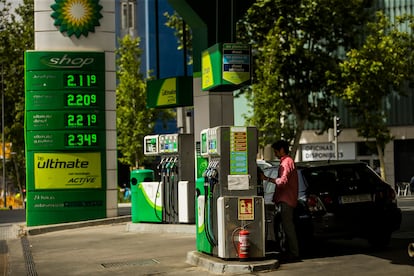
{"left": 238, "top": 197, "right": 254, "bottom": 220}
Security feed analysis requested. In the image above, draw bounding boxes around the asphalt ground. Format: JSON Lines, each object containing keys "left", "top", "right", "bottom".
{"left": 3, "top": 199, "right": 414, "bottom": 275}
{"left": 0, "top": 205, "right": 278, "bottom": 275}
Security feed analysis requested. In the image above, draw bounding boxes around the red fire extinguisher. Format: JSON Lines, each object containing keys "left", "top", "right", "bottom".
{"left": 238, "top": 228, "right": 250, "bottom": 261}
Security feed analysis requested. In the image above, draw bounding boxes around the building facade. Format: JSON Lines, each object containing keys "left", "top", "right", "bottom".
{"left": 116, "top": 0, "right": 193, "bottom": 136}
{"left": 116, "top": 0, "right": 190, "bottom": 80}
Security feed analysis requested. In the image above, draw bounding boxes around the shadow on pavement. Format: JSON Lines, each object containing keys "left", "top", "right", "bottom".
{"left": 299, "top": 236, "right": 414, "bottom": 267}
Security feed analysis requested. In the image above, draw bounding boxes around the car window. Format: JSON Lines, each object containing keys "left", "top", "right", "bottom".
{"left": 298, "top": 170, "right": 308, "bottom": 196}
{"left": 336, "top": 165, "right": 375, "bottom": 194}
{"left": 301, "top": 164, "right": 377, "bottom": 196}
{"left": 257, "top": 160, "right": 273, "bottom": 171}
{"left": 302, "top": 168, "right": 338, "bottom": 194}
{"left": 262, "top": 166, "right": 278, "bottom": 204}
{"left": 355, "top": 165, "right": 380, "bottom": 188}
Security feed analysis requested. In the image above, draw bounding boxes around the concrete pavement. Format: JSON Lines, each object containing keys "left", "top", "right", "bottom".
{"left": 1, "top": 204, "right": 279, "bottom": 275}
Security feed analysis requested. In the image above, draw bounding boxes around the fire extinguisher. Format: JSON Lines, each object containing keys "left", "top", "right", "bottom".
{"left": 238, "top": 228, "right": 250, "bottom": 261}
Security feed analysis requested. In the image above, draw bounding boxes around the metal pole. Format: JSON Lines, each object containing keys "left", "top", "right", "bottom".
{"left": 2, "top": 64, "right": 5, "bottom": 207}
{"left": 334, "top": 136, "right": 339, "bottom": 160}
{"left": 333, "top": 116, "right": 339, "bottom": 160}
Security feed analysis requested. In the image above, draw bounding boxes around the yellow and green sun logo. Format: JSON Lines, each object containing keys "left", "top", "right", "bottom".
{"left": 51, "top": 0, "right": 103, "bottom": 38}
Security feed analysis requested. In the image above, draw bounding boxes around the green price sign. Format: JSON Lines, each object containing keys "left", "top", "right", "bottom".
{"left": 64, "top": 73, "right": 99, "bottom": 87}
{"left": 25, "top": 51, "right": 106, "bottom": 151}
{"left": 26, "top": 91, "right": 104, "bottom": 111}
{"left": 25, "top": 71, "right": 105, "bottom": 91}
{"left": 65, "top": 92, "right": 99, "bottom": 107}
{"left": 25, "top": 51, "right": 107, "bottom": 226}
{"left": 26, "top": 110, "right": 104, "bottom": 130}
{"left": 25, "top": 130, "right": 106, "bottom": 150}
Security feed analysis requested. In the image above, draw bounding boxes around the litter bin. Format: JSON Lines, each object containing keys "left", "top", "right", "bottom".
{"left": 130, "top": 169, "right": 156, "bottom": 223}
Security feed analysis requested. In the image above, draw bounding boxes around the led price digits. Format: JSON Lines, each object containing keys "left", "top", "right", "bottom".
{"left": 65, "top": 93, "right": 98, "bottom": 107}
{"left": 65, "top": 113, "right": 98, "bottom": 127}
{"left": 64, "top": 74, "right": 97, "bottom": 87}
{"left": 65, "top": 133, "right": 98, "bottom": 147}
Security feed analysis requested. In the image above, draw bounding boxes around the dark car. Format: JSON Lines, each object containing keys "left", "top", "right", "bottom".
{"left": 263, "top": 160, "right": 402, "bottom": 251}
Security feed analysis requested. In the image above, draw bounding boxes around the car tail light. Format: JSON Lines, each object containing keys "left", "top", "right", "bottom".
{"left": 387, "top": 187, "right": 397, "bottom": 202}
{"left": 322, "top": 195, "right": 333, "bottom": 205}
{"left": 374, "top": 186, "right": 397, "bottom": 203}
{"left": 307, "top": 194, "right": 327, "bottom": 214}
{"left": 389, "top": 188, "right": 396, "bottom": 198}
{"left": 307, "top": 195, "right": 317, "bottom": 207}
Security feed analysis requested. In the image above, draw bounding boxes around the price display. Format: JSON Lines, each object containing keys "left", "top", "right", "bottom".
{"left": 65, "top": 133, "right": 99, "bottom": 147}
{"left": 64, "top": 113, "right": 99, "bottom": 127}
{"left": 64, "top": 93, "right": 98, "bottom": 107}
{"left": 25, "top": 51, "right": 107, "bottom": 226}
{"left": 64, "top": 73, "right": 98, "bottom": 87}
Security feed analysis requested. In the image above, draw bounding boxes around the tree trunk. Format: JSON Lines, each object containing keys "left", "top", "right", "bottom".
{"left": 376, "top": 141, "right": 387, "bottom": 181}
{"left": 291, "top": 119, "right": 305, "bottom": 160}
{"left": 135, "top": 152, "right": 139, "bottom": 169}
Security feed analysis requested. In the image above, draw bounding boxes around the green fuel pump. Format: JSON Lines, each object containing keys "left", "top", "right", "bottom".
{"left": 197, "top": 126, "right": 265, "bottom": 260}
{"left": 143, "top": 134, "right": 195, "bottom": 224}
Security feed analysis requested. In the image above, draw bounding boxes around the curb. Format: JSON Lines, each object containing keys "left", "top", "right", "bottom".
{"left": 27, "top": 215, "right": 132, "bottom": 236}
{"left": 186, "top": 251, "right": 279, "bottom": 274}
{"left": 126, "top": 221, "right": 195, "bottom": 235}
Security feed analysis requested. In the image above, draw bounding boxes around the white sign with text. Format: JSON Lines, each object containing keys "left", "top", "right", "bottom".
{"left": 301, "top": 142, "right": 356, "bottom": 161}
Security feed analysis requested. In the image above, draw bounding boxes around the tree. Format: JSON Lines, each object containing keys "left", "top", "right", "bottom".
{"left": 237, "top": 0, "right": 373, "bottom": 157}
{"left": 335, "top": 11, "right": 414, "bottom": 179}
{"left": 116, "top": 35, "right": 155, "bottom": 168}
{"left": 163, "top": 11, "right": 192, "bottom": 65}
{"left": 0, "top": 0, "right": 34, "bottom": 197}
{"left": 116, "top": 35, "right": 174, "bottom": 169}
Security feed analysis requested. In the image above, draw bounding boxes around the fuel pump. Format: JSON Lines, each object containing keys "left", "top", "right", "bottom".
{"left": 197, "top": 126, "right": 265, "bottom": 260}
{"left": 157, "top": 133, "right": 195, "bottom": 224}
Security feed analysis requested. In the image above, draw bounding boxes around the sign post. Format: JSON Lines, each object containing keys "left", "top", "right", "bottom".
{"left": 25, "top": 51, "right": 106, "bottom": 226}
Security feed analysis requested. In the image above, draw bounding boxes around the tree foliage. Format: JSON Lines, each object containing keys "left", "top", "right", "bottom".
{"left": 0, "top": 0, "right": 34, "bottom": 194}
{"left": 334, "top": 11, "right": 414, "bottom": 178}
{"left": 163, "top": 10, "right": 192, "bottom": 65}
{"left": 116, "top": 35, "right": 158, "bottom": 168}
{"left": 237, "top": 0, "right": 373, "bottom": 156}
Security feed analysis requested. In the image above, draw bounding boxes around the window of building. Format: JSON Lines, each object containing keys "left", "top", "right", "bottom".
{"left": 121, "top": 0, "right": 136, "bottom": 30}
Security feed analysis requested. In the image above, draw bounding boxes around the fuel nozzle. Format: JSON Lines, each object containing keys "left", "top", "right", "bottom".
{"left": 165, "top": 157, "right": 173, "bottom": 173}
{"left": 209, "top": 168, "right": 218, "bottom": 179}
{"left": 203, "top": 168, "right": 210, "bottom": 187}
{"left": 203, "top": 160, "right": 213, "bottom": 185}
{"left": 170, "top": 157, "right": 178, "bottom": 173}
{"left": 157, "top": 157, "right": 166, "bottom": 175}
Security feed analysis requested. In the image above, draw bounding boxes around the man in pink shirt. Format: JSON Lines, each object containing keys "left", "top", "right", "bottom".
{"left": 262, "top": 140, "right": 299, "bottom": 261}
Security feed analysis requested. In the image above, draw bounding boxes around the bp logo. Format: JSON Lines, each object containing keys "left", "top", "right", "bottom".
{"left": 51, "top": 0, "right": 103, "bottom": 38}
